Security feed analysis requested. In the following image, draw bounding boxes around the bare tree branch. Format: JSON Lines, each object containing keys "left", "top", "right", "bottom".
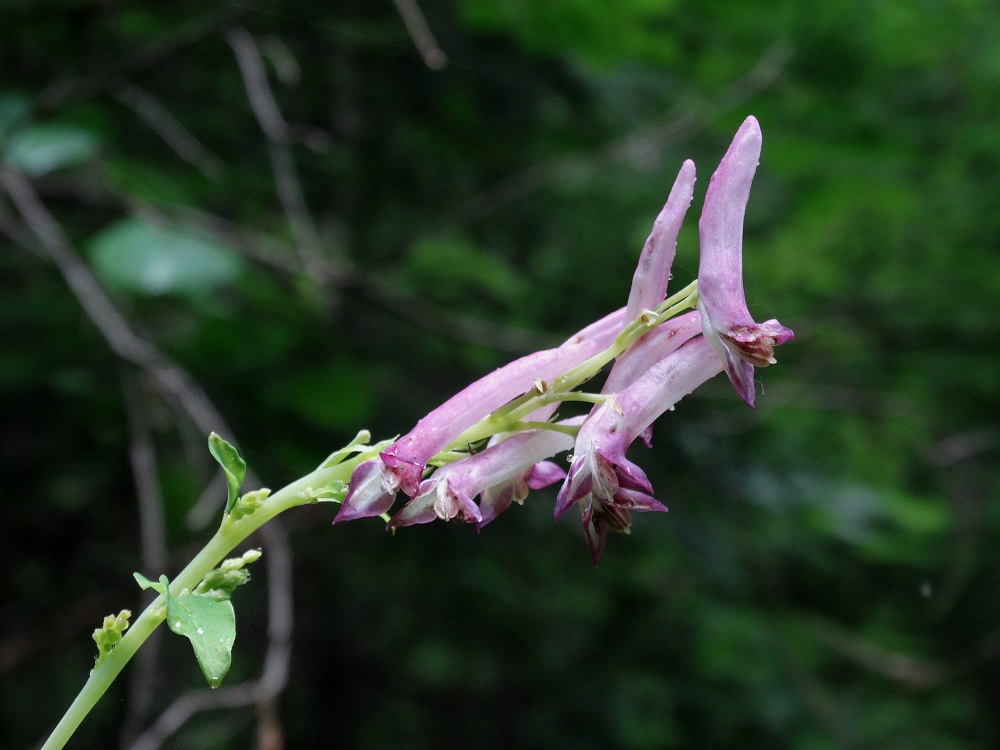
{"left": 391, "top": 0, "right": 448, "bottom": 70}
{"left": 225, "top": 26, "right": 289, "bottom": 144}
{"left": 122, "top": 372, "right": 170, "bottom": 575}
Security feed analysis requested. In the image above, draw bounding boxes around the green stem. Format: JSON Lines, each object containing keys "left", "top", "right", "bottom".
{"left": 453, "top": 280, "right": 698, "bottom": 447}
{"left": 41, "top": 284, "right": 700, "bottom": 748}
{"left": 40, "top": 450, "right": 375, "bottom": 750}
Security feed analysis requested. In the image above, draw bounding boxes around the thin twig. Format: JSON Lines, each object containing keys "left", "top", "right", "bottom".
{"left": 391, "top": 0, "right": 448, "bottom": 70}
{"left": 122, "top": 372, "right": 170, "bottom": 575}
{"left": 225, "top": 25, "right": 331, "bottom": 280}
{"left": 225, "top": 26, "right": 289, "bottom": 143}
{"left": 119, "top": 371, "right": 168, "bottom": 748}
{"left": 1, "top": 166, "right": 295, "bottom": 746}
{"left": 39, "top": 6, "right": 247, "bottom": 110}
{"left": 456, "top": 42, "right": 792, "bottom": 221}
{"left": 113, "top": 81, "right": 224, "bottom": 179}
{"left": 806, "top": 616, "right": 1000, "bottom": 691}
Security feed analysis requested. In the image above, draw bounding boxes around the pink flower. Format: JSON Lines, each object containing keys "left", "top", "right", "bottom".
{"left": 697, "top": 116, "right": 794, "bottom": 408}
{"left": 336, "top": 115, "right": 795, "bottom": 568}
{"left": 624, "top": 160, "right": 696, "bottom": 322}
{"left": 555, "top": 338, "right": 724, "bottom": 564}
{"left": 334, "top": 317, "right": 618, "bottom": 524}
{"left": 388, "top": 424, "right": 576, "bottom": 530}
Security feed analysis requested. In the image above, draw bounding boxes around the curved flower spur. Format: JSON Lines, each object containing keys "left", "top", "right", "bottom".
{"left": 335, "top": 115, "right": 793, "bottom": 564}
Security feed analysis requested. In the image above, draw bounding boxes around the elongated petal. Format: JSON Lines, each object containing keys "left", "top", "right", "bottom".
{"left": 338, "top": 307, "right": 630, "bottom": 524}
{"left": 555, "top": 338, "right": 722, "bottom": 528}
{"left": 390, "top": 426, "right": 575, "bottom": 530}
{"left": 385, "top": 487, "right": 440, "bottom": 527}
{"left": 333, "top": 458, "right": 396, "bottom": 523}
{"left": 554, "top": 452, "right": 594, "bottom": 518}
{"left": 602, "top": 337, "right": 724, "bottom": 448}
{"left": 478, "top": 458, "right": 566, "bottom": 529}
{"left": 525, "top": 460, "right": 565, "bottom": 490}
{"left": 380, "top": 338, "right": 598, "bottom": 496}
{"left": 625, "top": 160, "right": 696, "bottom": 322}
{"left": 603, "top": 310, "right": 702, "bottom": 394}
{"left": 453, "top": 428, "right": 575, "bottom": 498}
{"left": 389, "top": 477, "right": 482, "bottom": 528}
{"left": 698, "top": 118, "right": 760, "bottom": 318}
{"left": 697, "top": 116, "right": 794, "bottom": 408}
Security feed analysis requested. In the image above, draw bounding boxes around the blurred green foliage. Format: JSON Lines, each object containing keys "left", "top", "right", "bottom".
{"left": 2, "top": 1, "right": 999, "bottom": 748}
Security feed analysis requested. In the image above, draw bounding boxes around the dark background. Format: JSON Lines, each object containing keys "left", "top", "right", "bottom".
{"left": 3, "top": 1, "right": 999, "bottom": 748}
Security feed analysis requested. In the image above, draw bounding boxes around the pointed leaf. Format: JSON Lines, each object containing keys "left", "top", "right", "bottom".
{"left": 208, "top": 433, "right": 247, "bottom": 514}
{"left": 165, "top": 591, "right": 236, "bottom": 688}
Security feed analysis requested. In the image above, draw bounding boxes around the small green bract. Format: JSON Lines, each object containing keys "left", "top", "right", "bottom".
{"left": 92, "top": 610, "right": 131, "bottom": 671}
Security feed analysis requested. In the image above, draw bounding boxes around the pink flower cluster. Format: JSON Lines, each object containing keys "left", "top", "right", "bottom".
{"left": 335, "top": 116, "right": 793, "bottom": 564}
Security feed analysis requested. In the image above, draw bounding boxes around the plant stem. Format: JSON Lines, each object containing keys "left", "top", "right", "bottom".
{"left": 453, "top": 281, "right": 698, "bottom": 447}
{"left": 40, "top": 451, "right": 374, "bottom": 750}
{"left": 39, "top": 283, "right": 701, "bottom": 747}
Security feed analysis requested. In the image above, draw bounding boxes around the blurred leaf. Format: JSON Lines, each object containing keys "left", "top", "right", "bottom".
{"left": 396, "top": 236, "right": 528, "bottom": 309}
{"left": 0, "top": 92, "right": 32, "bottom": 141}
{"left": 460, "top": 0, "right": 681, "bottom": 67}
{"left": 87, "top": 217, "right": 243, "bottom": 296}
{"left": 2, "top": 123, "right": 98, "bottom": 176}
{"left": 264, "top": 360, "right": 379, "bottom": 430}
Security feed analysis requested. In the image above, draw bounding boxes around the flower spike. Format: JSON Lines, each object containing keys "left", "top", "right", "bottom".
{"left": 336, "top": 115, "right": 793, "bottom": 567}
{"left": 697, "top": 116, "right": 793, "bottom": 408}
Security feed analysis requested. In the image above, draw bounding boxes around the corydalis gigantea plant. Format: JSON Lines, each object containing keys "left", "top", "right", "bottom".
{"left": 42, "top": 116, "right": 794, "bottom": 750}
{"left": 336, "top": 115, "right": 793, "bottom": 565}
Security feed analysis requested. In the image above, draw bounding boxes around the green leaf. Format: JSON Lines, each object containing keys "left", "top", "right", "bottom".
{"left": 3, "top": 123, "right": 99, "bottom": 176}
{"left": 208, "top": 433, "right": 246, "bottom": 514}
{"left": 134, "top": 555, "right": 257, "bottom": 687}
{"left": 87, "top": 217, "right": 243, "bottom": 296}
{"left": 135, "top": 573, "right": 235, "bottom": 687}
{"left": 165, "top": 588, "right": 236, "bottom": 688}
